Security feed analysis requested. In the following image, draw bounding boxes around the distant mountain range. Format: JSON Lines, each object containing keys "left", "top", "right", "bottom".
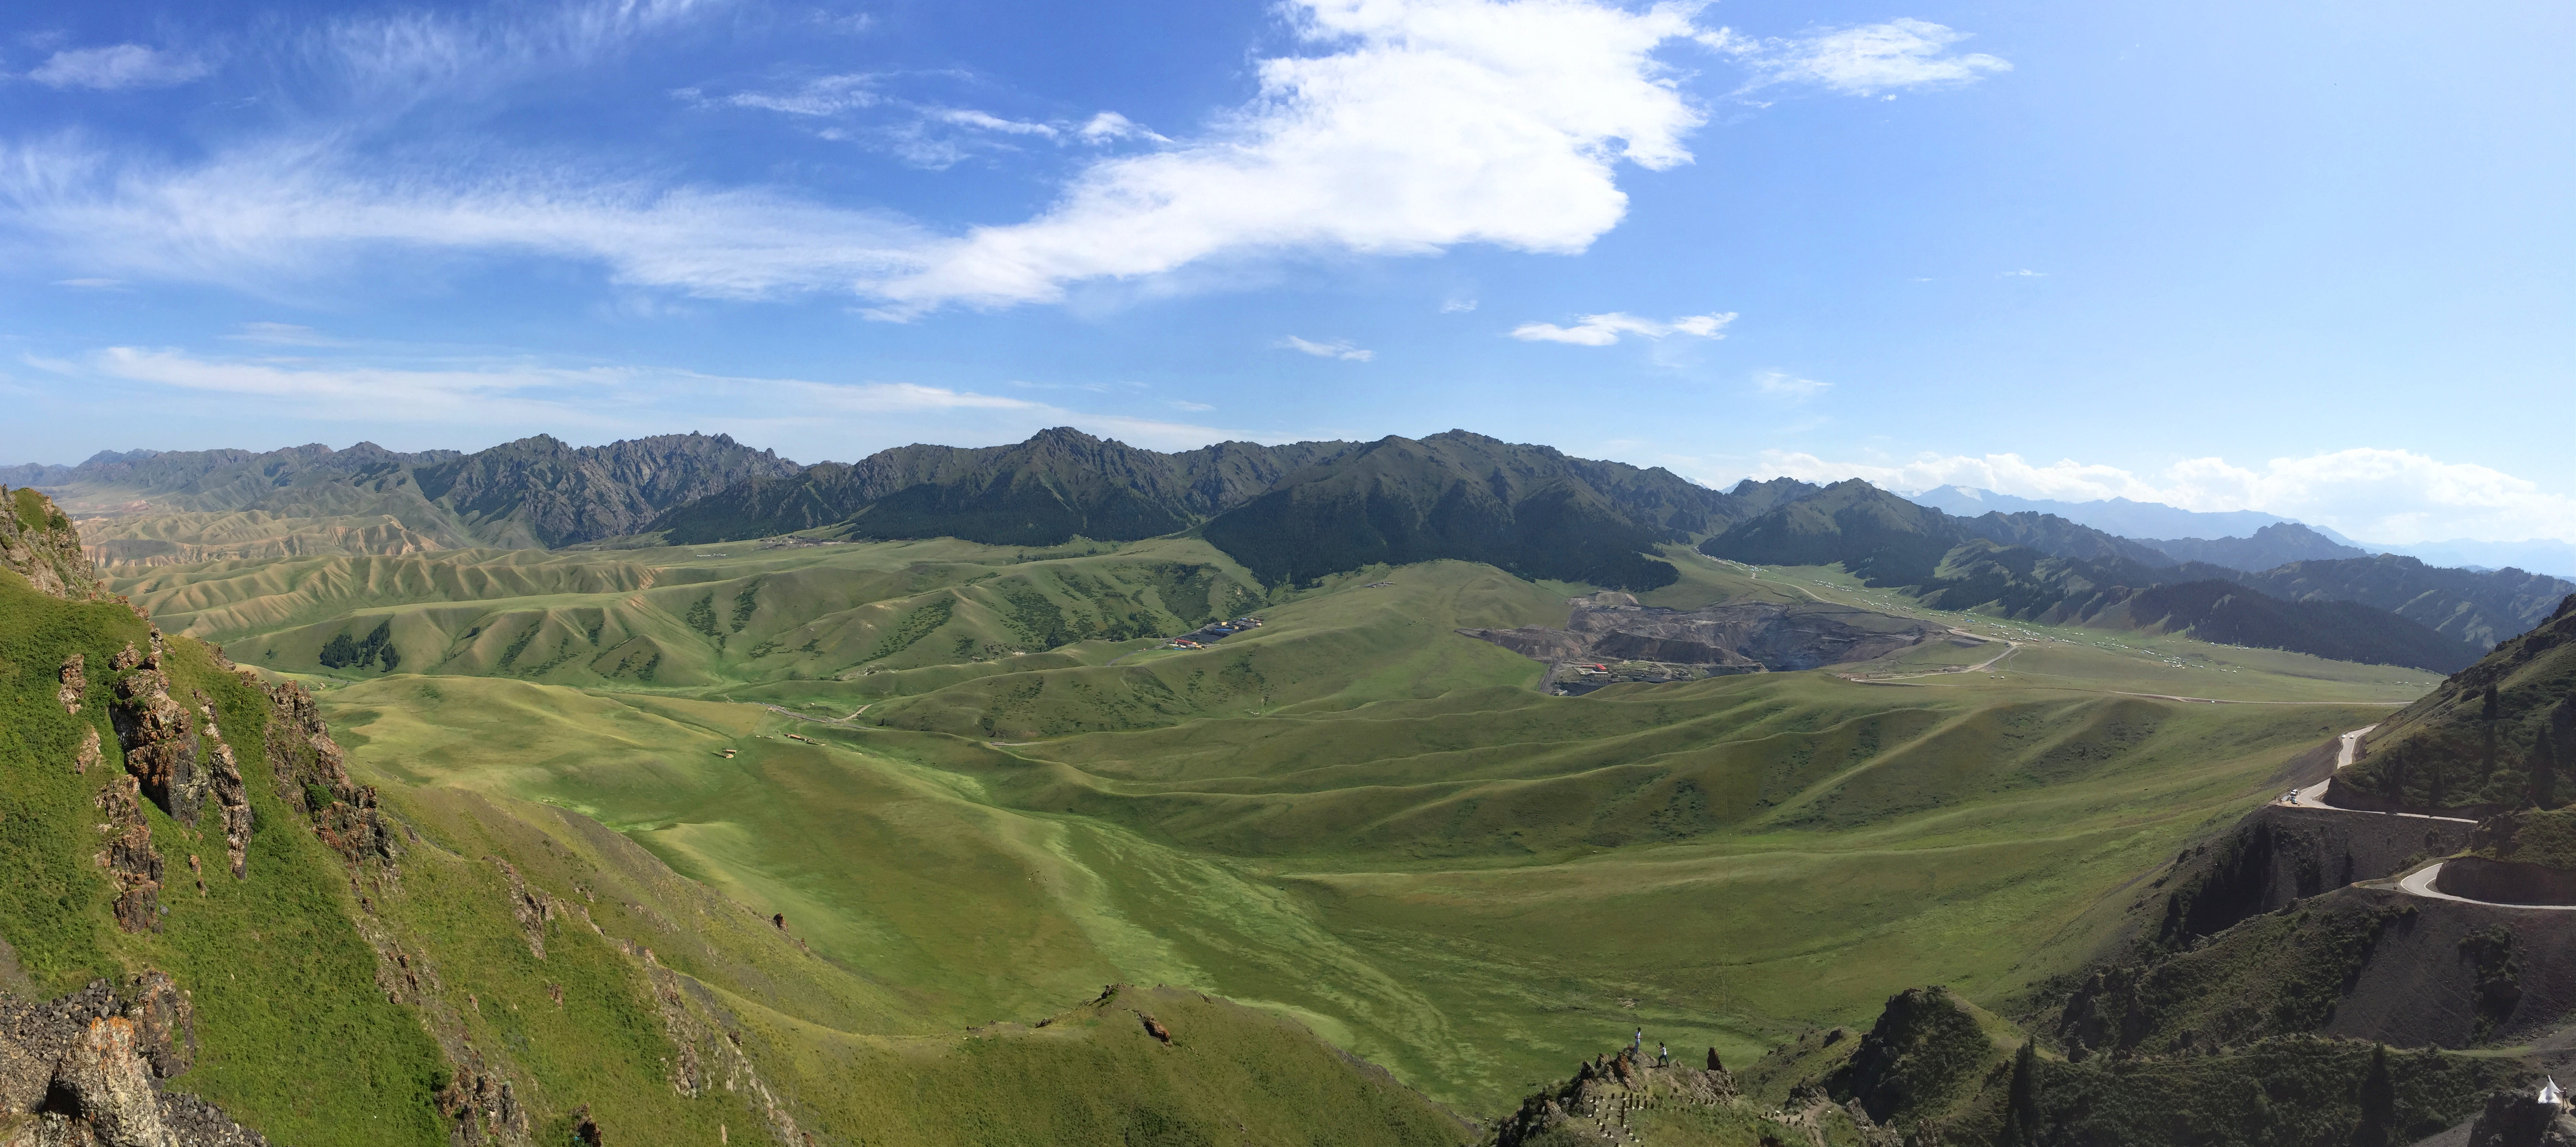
{"left": 1906, "top": 485, "right": 2331, "bottom": 544}
{"left": 8, "top": 434, "right": 800, "bottom": 558}
{"left": 14, "top": 429, "right": 2575, "bottom": 670}
{"left": 1908, "top": 484, "right": 2576, "bottom": 578}
{"left": 1701, "top": 479, "right": 2574, "bottom": 672}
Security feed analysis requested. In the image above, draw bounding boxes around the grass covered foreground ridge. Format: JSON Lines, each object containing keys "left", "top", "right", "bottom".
{"left": 0, "top": 485, "right": 1470, "bottom": 1146}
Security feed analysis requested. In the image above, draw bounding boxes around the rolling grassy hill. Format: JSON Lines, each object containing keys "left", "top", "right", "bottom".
{"left": 115, "top": 531, "right": 2429, "bottom": 1115}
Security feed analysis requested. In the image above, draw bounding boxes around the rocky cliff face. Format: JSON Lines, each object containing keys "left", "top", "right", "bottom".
{"left": 0, "top": 972, "right": 269, "bottom": 1146}
{"left": 0, "top": 486, "right": 102, "bottom": 600}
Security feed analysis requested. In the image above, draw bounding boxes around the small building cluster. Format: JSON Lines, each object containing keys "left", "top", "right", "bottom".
{"left": 1163, "top": 616, "right": 1263, "bottom": 650}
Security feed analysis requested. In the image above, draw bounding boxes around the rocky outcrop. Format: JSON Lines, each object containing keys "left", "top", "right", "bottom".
{"left": 94, "top": 776, "right": 162, "bottom": 934}
{"left": 0, "top": 487, "right": 102, "bottom": 601}
{"left": 109, "top": 657, "right": 201, "bottom": 828}
{"left": 492, "top": 859, "right": 549, "bottom": 960}
{"left": 75, "top": 729, "right": 101, "bottom": 776}
{"left": 260, "top": 682, "right": 396, "bottom": 866}
{"left": 1490, "top": 1048, "right": 1740, "bottom": 1147}
{"left": 56, "top": 655, "right": 84, "bottom": 716}
{"left": 1461, "top": 593, "right": 1938, "bottom": 693}
{"left": 0, "top": 971, "right": 265, "bottom": 1146}
{"left": 186, "top": 692, "right": 252, "bottom": 880}
{"left": 2465, "top": 1090, "right": 2576, "bottom": 1147}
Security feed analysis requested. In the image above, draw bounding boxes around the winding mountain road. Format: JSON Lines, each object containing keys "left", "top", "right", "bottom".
{"left": 2271, "top": 724, "right": 2576, "bottom": 913}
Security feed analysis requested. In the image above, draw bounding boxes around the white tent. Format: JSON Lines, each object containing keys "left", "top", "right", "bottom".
{"left": 2541, "top": 1077, "right": 2566, "bottom": 1107}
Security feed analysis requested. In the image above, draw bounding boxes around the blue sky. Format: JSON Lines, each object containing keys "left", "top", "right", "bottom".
{"left": 2, "top": 0, "right": 2571, "bottom": 545}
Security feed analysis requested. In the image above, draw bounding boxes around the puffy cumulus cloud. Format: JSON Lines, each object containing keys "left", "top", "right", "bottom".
{"left": 28, "top": 45, "right": 212, "bottom": 91}
{"left": 1707, "top": 18, "right": 2008, "bottom": 96}
{"left": 1510, "top": 310, "right": 1734, "bottom": 346}
{"left": 1715, "top": 447, "right": 2576, "bottom": 545}
{"left": 1277, "top": 335, "right": 1375, "bottom": 361}
{"left": 866, "top": 0, "right": 1708, "bottom": 313}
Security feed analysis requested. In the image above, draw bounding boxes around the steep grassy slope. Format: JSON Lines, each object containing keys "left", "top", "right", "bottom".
{"left": 2334, "top": 592, "right": 2576, "bottom": 813}
{"left": 2231, "top": 554, "right": 2575, "bottom": 651}
{"left": 2, "top": 490, "right": 1473, "bottom": 1146}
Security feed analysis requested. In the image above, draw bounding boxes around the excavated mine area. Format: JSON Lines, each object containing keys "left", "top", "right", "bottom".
{"left": 1458, "top": 593, "right": 1941, "bottom": 694}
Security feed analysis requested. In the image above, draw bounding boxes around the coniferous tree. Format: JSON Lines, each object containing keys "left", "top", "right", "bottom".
{"left": 2536, "top": 727, "right": 2561, "bottom": 810}
{"left": 2351, "top": 1043, "right": 2395, "bottom": 1147}
{"left": 1997, "top": 1039, "right": 2041, "bottom": 1147}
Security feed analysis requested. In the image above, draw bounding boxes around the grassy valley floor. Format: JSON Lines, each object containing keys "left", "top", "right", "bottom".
{"left": 111, "top": 538, "right": 2439, "bottom": 1114}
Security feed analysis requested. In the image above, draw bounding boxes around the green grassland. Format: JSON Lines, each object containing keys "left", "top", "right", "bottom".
{"left": 85, "top": 532, "right": 2460, "bottom": 1121}
{"left": 112, "top": 540, "right": 2409, "bottom": 1117}
{"left": 1, "top": 558, "right": 1469, "bottom": 1144}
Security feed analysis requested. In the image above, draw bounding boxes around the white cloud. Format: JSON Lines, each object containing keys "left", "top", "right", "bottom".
{"left": 1168, "top": 399, "right": 1216, "bottom": 412}
{"left": 26, "top": 344, "right": 1290, "bottom": 458}
{"left": 1077, "top": 112, "right": 1170, "bottom": 144}
{"left": 863, "top": 0, "right": 1707, "bottom": 313}
{"left": 1510, "top": 310, "right": 1734, "bottom": 346}
{"left": 0, "top": 141, "right": 929, "bottom": 299}
{"left": 1440, "top": 297, "right": 1478, "bottom": 313}
{"left": 1707, "top": 19, "right": 2009, "bottom": 97}
{"left": 1753, "top": 371, "right": 1828, "bottom": 398}
{"left": 1278, "top": 335, "right": 1375, "bottom": 362}
{"left": 708, "top": 74, "right": 881, "bottom": 116}
{"left": 28, "top": 45, "right": 211, "bottom": 91}
{"left": 51, "top": 278, "right": 127, "bottom": 290}
{"left": 2001, "top": 268, "right": 2045, "bottom": 277}
{"left": 226, "top": 322, "right": 338, "bottom": 346}
{"left": 1711, "top": 447, "right": 2576, "bottom": 546}
{"left": 2, "top": 0, "right": 1996, "bottom": 317}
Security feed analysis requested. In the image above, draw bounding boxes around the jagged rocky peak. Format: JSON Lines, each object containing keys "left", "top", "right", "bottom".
{"left": 0, "top": 485, "right": 102, "bottom": 600}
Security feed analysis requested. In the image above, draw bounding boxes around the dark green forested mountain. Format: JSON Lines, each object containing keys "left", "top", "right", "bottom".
{"left": 2229, "top": 554, "right": 2576, "bottom": 651}
{"left": 2115, "top": 580, "right": 2481, "bottom": 673}
{"left": 1702, "top": 481, "right": 2481, "bottom": 672}
{"left": 1201, "top": 431, "right": 1750, "bottom": 590}
{"left": 649, "top": 427, "right": 1353, "bottom": 546}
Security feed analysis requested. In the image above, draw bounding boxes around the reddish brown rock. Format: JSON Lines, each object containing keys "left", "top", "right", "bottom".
{"left": 1139, "top": 1013, "right": 1171, "bottom": 1043}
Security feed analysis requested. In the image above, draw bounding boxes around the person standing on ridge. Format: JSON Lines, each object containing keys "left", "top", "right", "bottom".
{"left": 1658, "top": 1042, "right": 1668, "bottom": 1067}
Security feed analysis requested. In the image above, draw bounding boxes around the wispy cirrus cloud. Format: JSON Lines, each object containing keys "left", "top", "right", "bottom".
{"left": 1510, "top": 311, "right": 1735, "bottom": 347}
{"left": 1753, "top": 371, "right": 1828, "bottom": 398}
{"left": 27, "top": 45, "right": 212, "bottom": 91}
{"left": 1705, "top": 18, "right": 2009, "bottom": 97}
{"left": 1277, "top": 335, "right": 1374, "bottom": 362}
